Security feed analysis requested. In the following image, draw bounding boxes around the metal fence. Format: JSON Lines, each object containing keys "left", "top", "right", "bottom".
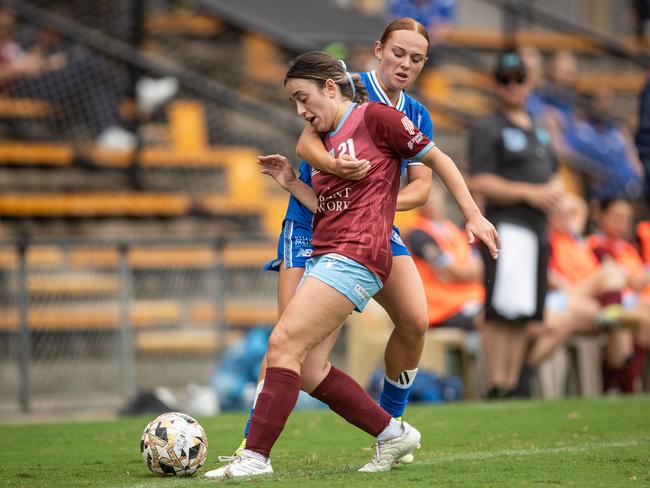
{"left": 0, "top": 236, "right": 277, "bottom": 416}
{"left": 3, "top": 0, "right": 300, "bottom": 154}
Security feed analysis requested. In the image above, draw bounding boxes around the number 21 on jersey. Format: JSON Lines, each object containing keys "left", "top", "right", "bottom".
{"left": 337, "top": 138, "right": 356, "bottom": 159}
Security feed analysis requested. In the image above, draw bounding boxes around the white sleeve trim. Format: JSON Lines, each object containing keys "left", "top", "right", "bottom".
{"left": 409, "top": 141, "right": 436, "bottom": 161}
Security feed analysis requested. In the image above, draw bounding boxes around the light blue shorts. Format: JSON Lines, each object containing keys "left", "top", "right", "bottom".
{"left": 300, "top": 253, "right": 383, "bottom": 312}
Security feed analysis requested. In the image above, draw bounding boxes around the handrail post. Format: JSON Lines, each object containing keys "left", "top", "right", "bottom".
{"left": 17, "top": 236, "right": 31, "bottom": 413}
{"left": 118, "top": 243, "right": 136, "bottom": 400}
{"left": 213, "top": 238, "right": 226, "bottom": 357}
{"left": 502, "top": 0, "right": 520, "bottom": 50}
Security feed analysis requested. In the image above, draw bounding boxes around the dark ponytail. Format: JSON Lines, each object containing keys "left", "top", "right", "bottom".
{"left": 285, "top": 51, "right": 368, "bottom": 103}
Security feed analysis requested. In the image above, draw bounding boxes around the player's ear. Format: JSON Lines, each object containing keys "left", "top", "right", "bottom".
{"left": 374, "top": 41, "right": 383, "bottom": 60}
{"left": 324, "top": 78, "right": 337, "bottom": 98}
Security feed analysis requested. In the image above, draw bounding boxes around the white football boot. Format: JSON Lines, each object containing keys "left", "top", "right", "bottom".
{"left": 395, "top": 449, "right": 416, "bottom": 465}
{"left": 392, "top": 417, "right": 417, "bottom": 464}
{"left": 358, "top": 421, "right": 421, "bottom": 473}
{"left": 204, "top": 451, "right": 272, "bottom": 480}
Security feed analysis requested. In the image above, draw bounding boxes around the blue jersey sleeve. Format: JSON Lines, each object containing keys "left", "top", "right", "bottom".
{"left": 419, "top": 106, "right": 434, "bottom": 141}
{"left": 282, "top": 161, "right": 314, "bottom": 227}
{"left": 298, "top": 160, "right": 312, "bottom": 185}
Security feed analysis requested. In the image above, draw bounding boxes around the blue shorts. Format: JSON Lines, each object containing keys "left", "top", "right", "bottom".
{"left": 264, "top": 220, "right": 409, "bottom": 271}
{"left": 390, "top": 226, "right": 411, "bottom": 257}
{"left": 264, "top": 220, "right": 313, "bottom": 271}
{"left": 300, "top": 253, "right": 382, "bottom": 312}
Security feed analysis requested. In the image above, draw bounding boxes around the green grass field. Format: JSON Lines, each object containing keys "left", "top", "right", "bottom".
{"left": 2, "top": 396, "right": 649, "bottom": 487}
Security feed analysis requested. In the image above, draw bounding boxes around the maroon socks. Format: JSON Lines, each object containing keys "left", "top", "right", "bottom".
{"left": 310, "top": 366, "right": 391, "bottom": 437}
{"left": 245, "top": 367, "right": 300, "bottom": 458}
{"left": 619, "top": 344, "right": 648, "bottom": 393}
{"left": 603, "top": 344, "right": 648, "bottom": 394}
{"left": 245, "top": 365, "right": 394, "bottom": 458}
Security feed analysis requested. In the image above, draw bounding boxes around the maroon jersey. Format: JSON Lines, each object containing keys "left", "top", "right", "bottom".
{"left": 312, "top": 102, "right": 434, "bottom": 282}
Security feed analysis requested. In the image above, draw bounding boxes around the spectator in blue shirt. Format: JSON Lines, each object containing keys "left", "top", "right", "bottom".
{"left": 540, "top": 50, "right": 579, "bottom": 120}
{"left": 548, "top": 88, "right": 644, "bottom": 201}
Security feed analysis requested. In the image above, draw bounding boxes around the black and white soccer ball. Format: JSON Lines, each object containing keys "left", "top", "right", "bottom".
{"left": 140, "top": 411, "right": 208, "bottom": 476}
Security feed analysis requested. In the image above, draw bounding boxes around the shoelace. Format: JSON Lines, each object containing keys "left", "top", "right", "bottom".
{"left": 217, "top": 446, "right": 245, "bottom": 462}
{"left": 369, "top": 442, "right": 382, "bottom": 464}
{"left": 217, "top": 455, "right": 236, "bottom": 462}
{"left": 219, "top": 454, "right": 245, "bottom": 466}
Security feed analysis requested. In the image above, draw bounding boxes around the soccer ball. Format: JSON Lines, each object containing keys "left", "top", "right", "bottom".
{"left": 140, "top": 411, "right": 208, "bottom": 476}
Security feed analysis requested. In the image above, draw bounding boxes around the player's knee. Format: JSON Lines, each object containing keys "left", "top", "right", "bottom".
{"left": 396, "top": 310, "right": 429, "bottom": 340}
{"left": 266, "top": 325, "right": 301, "bottom": 367}
{"left": 414, "top": 310, "right": 429, "bottom": 335}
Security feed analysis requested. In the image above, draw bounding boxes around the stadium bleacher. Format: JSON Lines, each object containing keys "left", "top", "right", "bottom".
{"left": 0, "top": 95, "right": 286, "bottom": 225}
{"left": 1, "top": 0, "right": 649, "bottom": 418}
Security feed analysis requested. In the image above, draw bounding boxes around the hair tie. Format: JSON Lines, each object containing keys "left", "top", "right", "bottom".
{"left": 338, "top": 59, "right": 356, "bottom": 100}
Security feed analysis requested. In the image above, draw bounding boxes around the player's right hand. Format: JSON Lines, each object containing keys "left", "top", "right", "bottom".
{"left": 465, "top": 214, "right": 500, "bottom": 260}
{"left": 331, "top": 154, "right": 371, "bottom": 180}
{"left": 258, "top": 154, "right": 297, "bottom": 192}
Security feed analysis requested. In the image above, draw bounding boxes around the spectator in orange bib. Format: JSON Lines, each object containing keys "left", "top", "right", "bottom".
{"left": 548, "top": 196, "right": 629, "bottom": 318}
{"left": 537, "top": 196, "right": 635, "bottom": 392}
{"left": 405, "top": 180, "right": 483, "bottom": 331}
{"left": 588, "top": 198, "right": 650, "bottom": 392}
{"left": 509, "top": 196, "right": 631, "bottom": 396}
{"left": 637, "top": 221, "right": 650, "bottom": 265}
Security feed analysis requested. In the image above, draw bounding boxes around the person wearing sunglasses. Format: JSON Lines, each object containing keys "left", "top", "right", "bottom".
{"left": 467, "top": 50, "right": 563, "bottom": 398}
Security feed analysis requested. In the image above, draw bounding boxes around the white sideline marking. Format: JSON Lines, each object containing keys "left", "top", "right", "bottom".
{"left": 121, "top": 438, "right": 648, "bottom": 486}
{"left": 417, "top": 438, "right": 648, "bottom": 465}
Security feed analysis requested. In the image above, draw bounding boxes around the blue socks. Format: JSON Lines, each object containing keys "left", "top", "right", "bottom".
{"left": 243, "top": 407, "right": 254, "bottom": 438}
{"left": 243, "top": 379, "right": 265, "bottom": 438}
{"left": 379, "top": 369, "right": 418, "bottom": 418}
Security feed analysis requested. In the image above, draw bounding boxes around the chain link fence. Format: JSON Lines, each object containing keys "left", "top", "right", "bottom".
{"left": 1, "top": 0, "right": 300, "bottom": 191}
{"left": 0, "top": 0, "right": 296, "bottom": 418}
{"left": 0, "top": 0, "right": 300, "bottom": 246}
{"left": 0, "top": 238, "right": 277, "bottom": 415}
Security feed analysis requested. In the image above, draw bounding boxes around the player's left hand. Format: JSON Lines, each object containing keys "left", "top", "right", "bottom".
{"left": 258, "top": 154, "right": 297, "bottom": 192}
{"left": 331, "top": 154, "right": 371, "bottom": 180}
{"left": 466, "top": 215, "right": 500, "bottom": 259}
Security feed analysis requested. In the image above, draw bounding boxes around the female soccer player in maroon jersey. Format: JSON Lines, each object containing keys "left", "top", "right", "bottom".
{"left": 205, "top": 51, "right": 499, "bottom": 480}
{"left": 220, "top": 19, "right": 458, "bottom": 468}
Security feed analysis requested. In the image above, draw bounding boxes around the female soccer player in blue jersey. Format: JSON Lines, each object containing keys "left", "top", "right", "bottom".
{"left": 219, "top": 17, "right": 462, "bottom": 465}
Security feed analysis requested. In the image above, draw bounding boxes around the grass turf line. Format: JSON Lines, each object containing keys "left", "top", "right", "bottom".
{"left": 0, "top": 395, "right": 649, "bottom": 487}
